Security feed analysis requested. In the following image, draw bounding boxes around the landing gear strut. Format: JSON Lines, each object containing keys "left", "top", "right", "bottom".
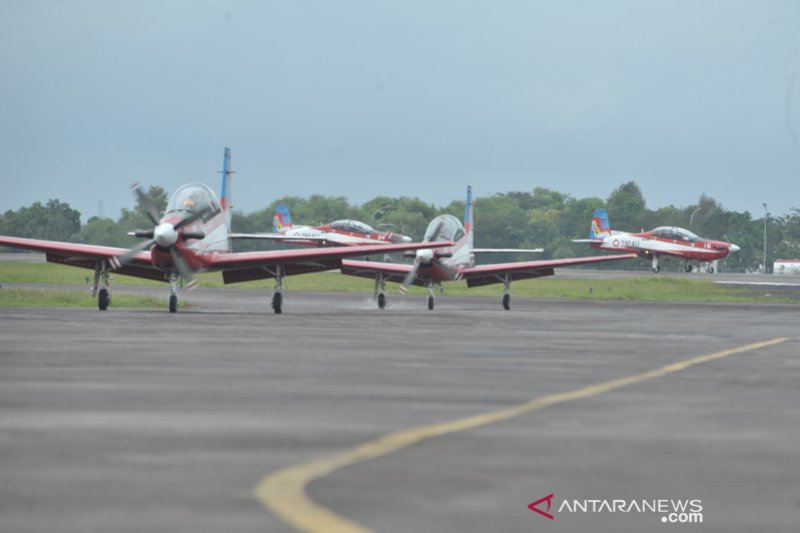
{"left": 502, "top": 274, "right": 511, "bottom": 310}
{"left": 272, "top": 265, "right": 284, "bottom": 314}
{"left": 169, "top": 274, "right": 179, "bottom": 313}
{"left": 651, "top": 255, "right": 661, "bottom": 273}
{"left": 374, "top": 274, "right": 386, "bottom": 309}
{"left": 427, "top": 283, "right": 435, "bottom": 310}
{"left": 92, "top": 262, "right": 111, "bottom": 311}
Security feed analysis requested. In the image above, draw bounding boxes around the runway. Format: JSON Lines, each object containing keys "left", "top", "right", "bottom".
{"left": 1, "top": 290, "right": 798, "bottom": 532}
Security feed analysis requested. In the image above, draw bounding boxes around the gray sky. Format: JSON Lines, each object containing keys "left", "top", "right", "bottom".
{"left": 2, "top": 0, "right": 799, "bottom": 221}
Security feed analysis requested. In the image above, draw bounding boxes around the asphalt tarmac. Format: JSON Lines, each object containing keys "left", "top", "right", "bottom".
{"left": 1, "top": 288, "right": 798, "bottom": 533}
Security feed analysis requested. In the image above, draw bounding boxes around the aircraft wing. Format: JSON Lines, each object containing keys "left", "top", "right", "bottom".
{"left": 0, "top": 235, "right": 165, "bottom": 281}
{"left": 460, "top": 253, "right": 637, "bottom": 287}
{"left": 339, "top": 259, "right": 415, "bottom": 284}
{"left": 230, "top": 232, "right": 368, "bottom": 247}
{"left": 211, "top": 241, "right": 449, "bottom": 284}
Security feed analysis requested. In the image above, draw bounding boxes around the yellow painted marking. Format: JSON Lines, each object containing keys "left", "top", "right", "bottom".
{"left": 254, "top": 337, "right": 788, "bottom": 533}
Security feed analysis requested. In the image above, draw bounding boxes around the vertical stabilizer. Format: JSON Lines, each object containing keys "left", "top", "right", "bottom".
{"left": 464, "top": 185, "right": 474, "bottom": 247}
{"left": 273, "top": 204, "right": 293, "bottom": 233}
{"left": 219, "top": 147, "right": 234, "bottom": 229}
{"left": 590, "top": 208, "right": 612, "bottom": 240}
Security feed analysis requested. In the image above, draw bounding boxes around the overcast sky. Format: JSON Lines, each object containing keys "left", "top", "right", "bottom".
{"left": 2, "top": 0, "right": 799, "bottom": 222}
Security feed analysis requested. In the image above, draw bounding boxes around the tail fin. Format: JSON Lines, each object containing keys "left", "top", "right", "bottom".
{"left": 272, "top": 204, "right": 293, "bottom": 233}
{"left": 590, "top": 208, "right": 611, "bottom": 240}
{"left": 219, "top": 147, "right": 234, "bottom": 228}
{"left": 464, "top": 185, "right": 474, "bottom": 247}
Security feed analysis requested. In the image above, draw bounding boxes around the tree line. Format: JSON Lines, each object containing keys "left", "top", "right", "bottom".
{"left": 2, "top": 182, "right": 799, "bottom": 273}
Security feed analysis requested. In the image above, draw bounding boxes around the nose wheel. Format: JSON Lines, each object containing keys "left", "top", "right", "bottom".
{"left": 93, "top": 263, "right": 111, "bottom": 311}
{"left": 374, "top": 274, "right": 387, "bottom": 309}
{"left": 427, "top": 283, "right": 435, "bottom": 310}
{"left": 168, "top": 274, "right": 179, "bottom": 313}
{"left": 501, "top": 275, "right": 512, "bottom": 310}
{"left": 271, "top": 265, "right": 284, "bottom": 314}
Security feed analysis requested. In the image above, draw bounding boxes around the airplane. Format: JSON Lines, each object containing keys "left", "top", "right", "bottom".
{"left": 572, "top": 208, "right": 741, "bottom": 273}
{"left": 0, "top": 148, "right": 449, "bottom": 314}
{"left": 340, "top": 187, "right": 637, "bottom": 310}
{"left": 230, "top": 203, "right": 414, "bottom": 247}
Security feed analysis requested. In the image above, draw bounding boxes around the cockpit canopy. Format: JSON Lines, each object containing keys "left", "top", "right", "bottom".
{"left": 330, "top": 220, "right": 376, "bottom": 234}
{"left": 166, "top": 183, "right": 221, "bottom": 217}
{"left": 424, "top": 214, "right": 465, "bottom": 242}
{"left": 652, "top": 226, "right": 700, "bottom": 242}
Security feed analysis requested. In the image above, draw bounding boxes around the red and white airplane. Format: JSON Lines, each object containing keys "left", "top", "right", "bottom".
{"left": 0, "top": 148, "right": 449, "bottom": 313}
{"left": 573, "top": 208, "right": 740, "bottom": 273}
{"left": 233, "top": 204, "right": 413, "bottom": 247}
{"left": 341, "top": 187, "right": 637, "bottom": 310}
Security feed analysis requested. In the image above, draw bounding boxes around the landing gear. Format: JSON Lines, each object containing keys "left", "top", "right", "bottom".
{"left": 169, "top": 274, "right": 179, "bottom": 313}
{"left": 272, "top": 292, "right": 282, "bottom": 314}
{"left": 272, "top": 265, "right": 284, "bottom": 314}
{"left": 685, "top": 264, "right": 693, "bottom": 273}
{"left": 92, "top": 262, "right": 111, "bottom": 311}
{"left": 427, "top": 283, "right": 435, "bottom": 310}
{"left": 502, "top": 274, "right": 511, "bottom": 310}
{"left": 98, "top": 288, "right": 109, "bottom": 311}
{"left": 374, "top": 274, "right": 386, "bottom": 309}
{"left": 707, "top": 266, "right": 714, "bottom": 274}
{"left": 651, "top": 255, "right": 660, "bottom": 273}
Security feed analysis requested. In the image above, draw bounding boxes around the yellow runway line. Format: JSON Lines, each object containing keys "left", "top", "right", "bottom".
{"left": 254, "top": 337, "right": 788, "bottom": 533}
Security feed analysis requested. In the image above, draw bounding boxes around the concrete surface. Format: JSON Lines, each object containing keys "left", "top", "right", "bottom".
{"left": 0, "top": 289, "right": 798, "bottom": 532}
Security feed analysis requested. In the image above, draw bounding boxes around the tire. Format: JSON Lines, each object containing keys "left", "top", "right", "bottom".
{"left": 652, "top": 266, "right": 661, "bottom": 273}
{"left": 707, "top": 267, "right": 714, "bottom": 274}
{"left": 378, "top": 293, "right": 386, "bottom": 309}
{"left": 272, "top": 292, "right": 283, "bottom": 314}
{"left": 684, "top": 264, "right": 693, "bottom": 273}
{"left": 98, "top": 288, "right": 109, "bottom": 311}
{"left": 427, "top": 295, "right": 434, "bottom": 310}
{"left": 169, "top": 294, "right": 177, "bottom": 313}
{"left": 502, "top": 293, "right": 510, "bottom": 310}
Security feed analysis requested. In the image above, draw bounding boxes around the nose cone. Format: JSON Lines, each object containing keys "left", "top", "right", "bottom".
{"left": 729, "top": 243, "right": 741, "bottom": 253}
{"left": 416, "top": 248, "right": 434, "bottom": 264}
{"left": 154, "top": 222, "right": 178, "bottom": 247}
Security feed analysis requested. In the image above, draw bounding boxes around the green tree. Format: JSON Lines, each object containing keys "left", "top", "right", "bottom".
{"left": 0, "top": 199, "right": 81, "bottom": 242}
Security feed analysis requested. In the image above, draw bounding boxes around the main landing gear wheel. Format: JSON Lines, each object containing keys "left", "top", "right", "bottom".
{"left": 427, "top": 295, "right": 435, "bottom": 310}
{"left": 98, "top": 288, "right": 109, "bottom": 311}
{"left": 502, "top": 293, "right": 510, "bottom": 310}
{"left": 684, "top": 264, "right": 693, "bottom": 273}
{"left": 378, "top": 293, "right": 386, "bottom": 309}
{"left": 272, "top": 292, "right": 283, "bottom": 314}
{"left": 707, "top": 266, "right": 714, "bottom": 274}
{"left": 652, "top": 265, "right": 661, "bottom": 273}
{"left": 169, "top": 294, "right": 178, "bottom": 313}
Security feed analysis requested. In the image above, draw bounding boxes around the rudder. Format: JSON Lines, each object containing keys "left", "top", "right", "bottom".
{"left": 590, "top": 208, "right": 611, "bottom": 240}
{"left": 273, "top": 204, "right": 293, "bottom": 233}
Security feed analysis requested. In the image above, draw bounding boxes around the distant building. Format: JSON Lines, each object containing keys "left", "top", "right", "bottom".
{"left": 773, "top": 259, "right": 800, "bottom": 275}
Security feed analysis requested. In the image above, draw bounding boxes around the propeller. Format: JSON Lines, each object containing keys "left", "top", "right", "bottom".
{"left": 110, "top": 183, "right": 214, "bottom": 289}
{"left": 399, "top": 219, "right": 444, "bottom": 294}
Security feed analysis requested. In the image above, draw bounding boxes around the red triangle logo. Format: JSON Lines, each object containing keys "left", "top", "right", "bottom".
{"left": 528, "top": 493, "right": 555, "bottom": 520}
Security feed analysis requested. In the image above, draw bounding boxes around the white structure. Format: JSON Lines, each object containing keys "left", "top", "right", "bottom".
{"left": 773, "top": 259, "right": 800, "bottom": 275}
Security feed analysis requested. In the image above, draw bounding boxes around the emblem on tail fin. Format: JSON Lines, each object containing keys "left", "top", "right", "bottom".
{"left": 590, "top": 208, "right": 611, "bottom": 239}
{"left": 273, "top": 204, "right": 293, "bottom": 233}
